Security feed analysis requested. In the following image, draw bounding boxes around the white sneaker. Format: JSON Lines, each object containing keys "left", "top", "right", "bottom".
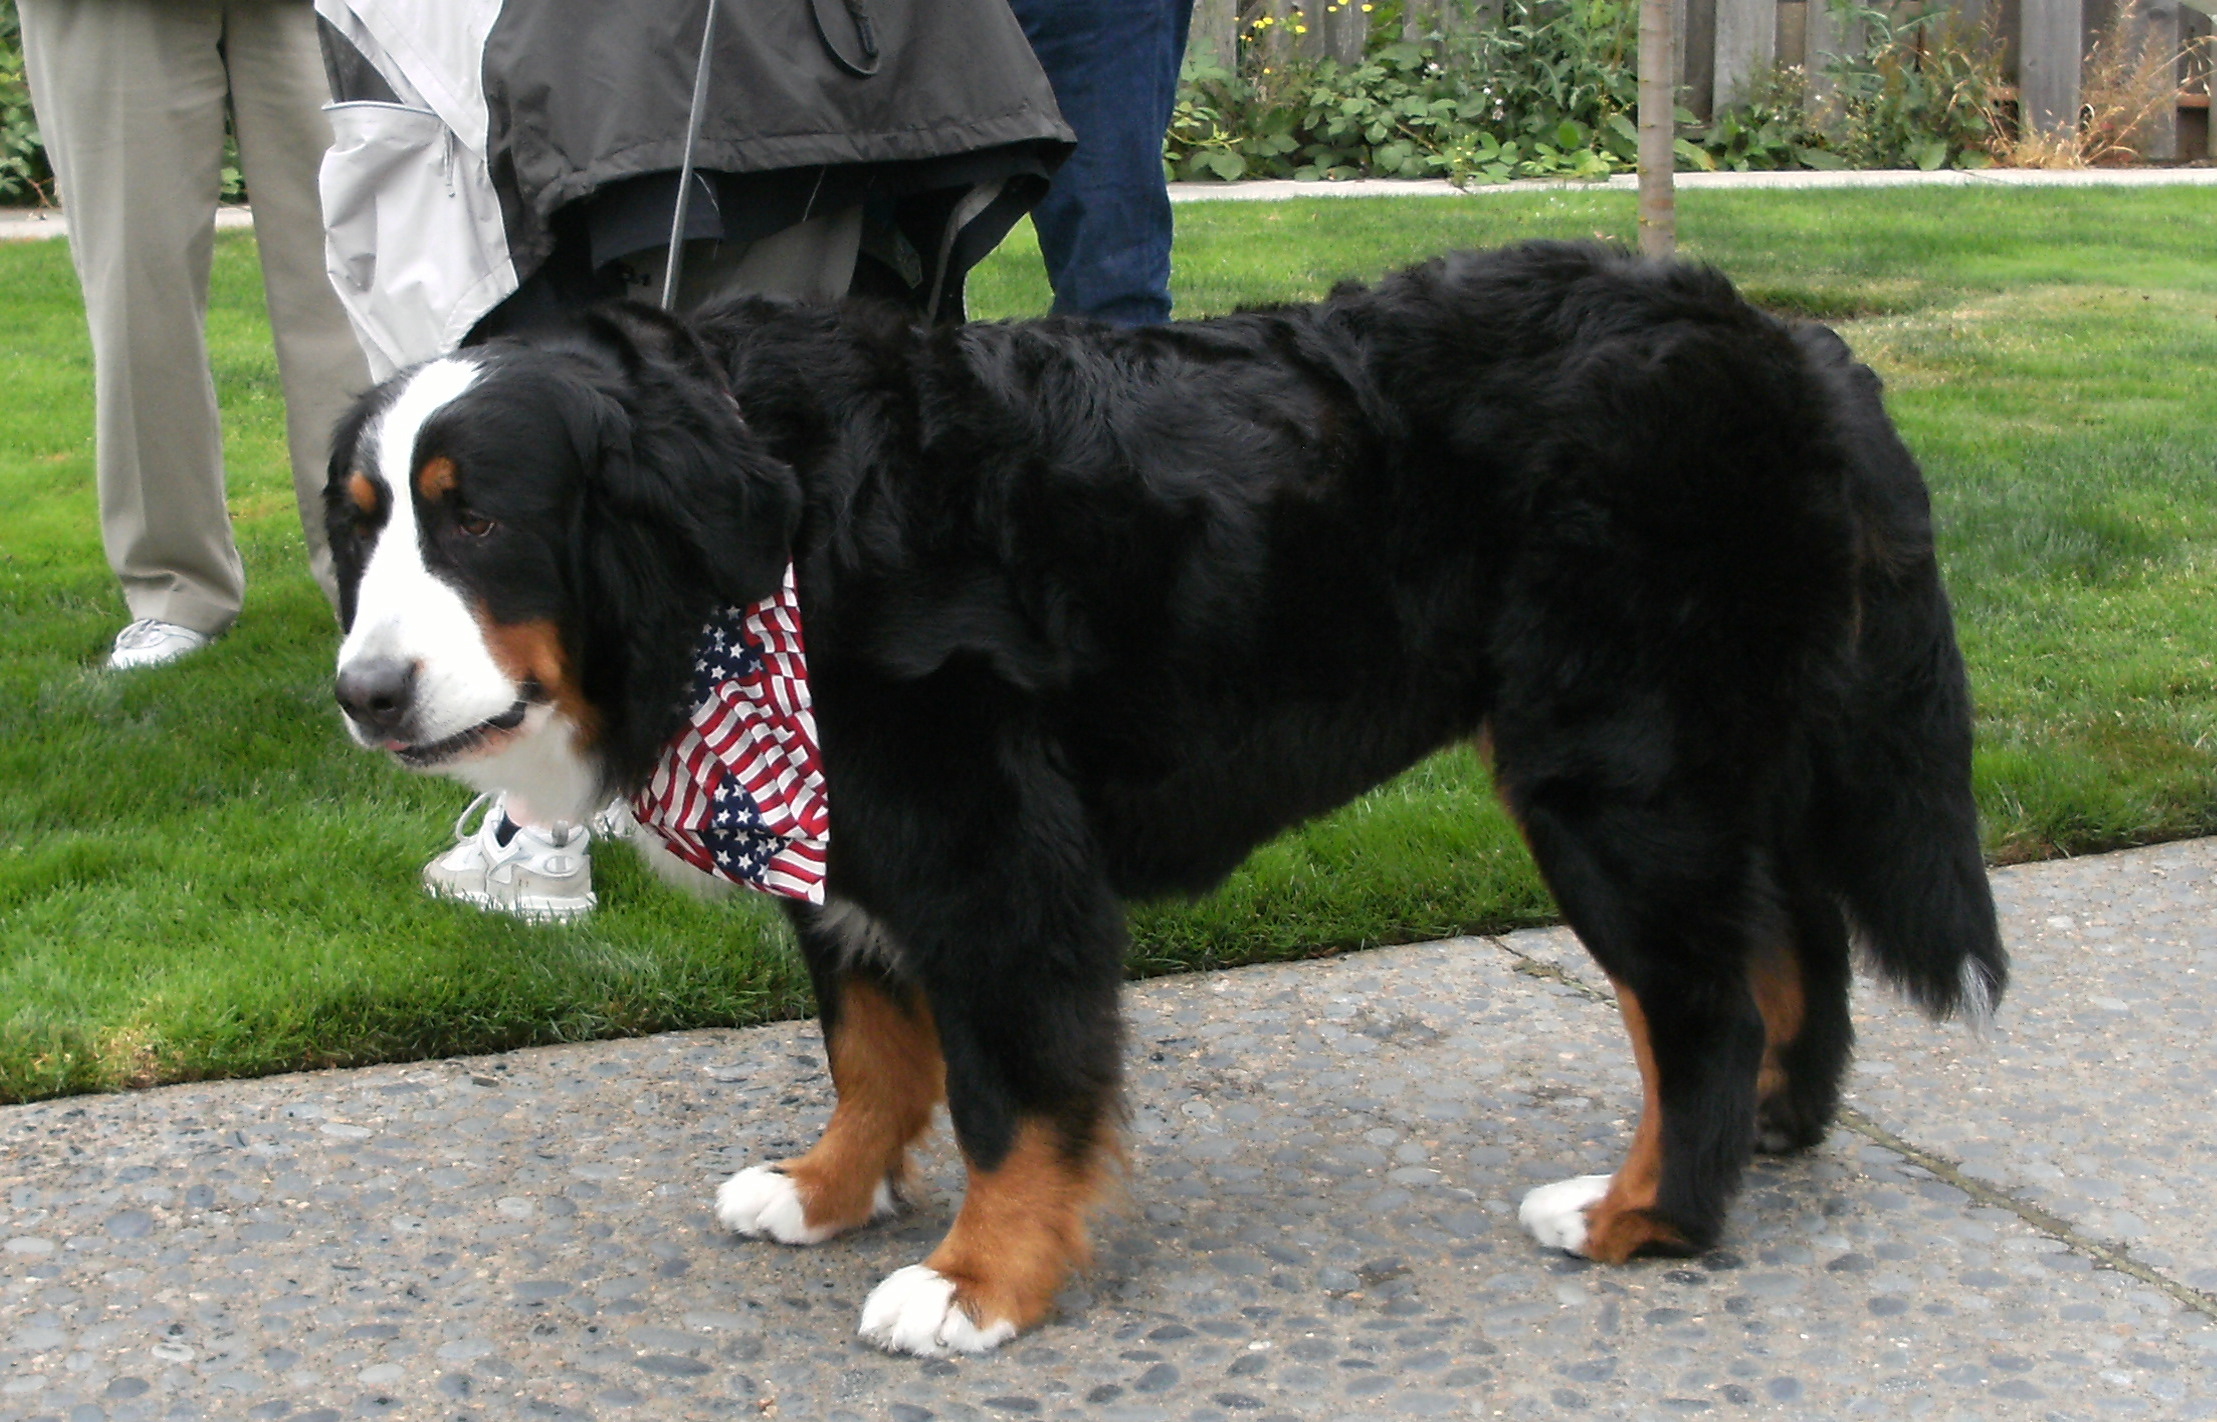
{"left": 109, "top": 619, "right": 212, "bottom": 670}
{"left": 587, "top": 798, "right": 633, "bottom": 839}
{"left": 423, "top": 793, "right": 597, "bottom": 923}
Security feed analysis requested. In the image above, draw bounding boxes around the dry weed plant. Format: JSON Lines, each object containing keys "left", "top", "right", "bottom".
{"left": 1998, "top": 11, "right": 2208, "bottom": 166}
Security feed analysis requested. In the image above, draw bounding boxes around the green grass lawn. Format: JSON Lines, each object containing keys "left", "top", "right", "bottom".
{"left": 4, "top": 186, "right": 2215, "bottom": 1103}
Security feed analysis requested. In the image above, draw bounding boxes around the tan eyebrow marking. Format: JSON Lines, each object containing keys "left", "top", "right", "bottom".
{"left": 416, "top": 455, "right": 458, "bottom": 502}
{"left": 347, "top": 470, "right": 378, "bottom": 514}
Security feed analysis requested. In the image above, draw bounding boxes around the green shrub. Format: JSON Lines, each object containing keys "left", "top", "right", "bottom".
{"left": 0, "top": 0, "right": 52, "bottom": 206}
{"left": 1177, "top": 0, "right": 2010, "bottom": 182}
{"left": 1168, "top": 44, "right": 1491, "bottom": 183}
{"left": 1694, "top": 66, "right": 1845, "bottom": 171}
{"left": 1819, "top": 0, "right": 2004, "bottom": 170}
{"left": 1443, "top": 0, "right": 1642, "bottom": 180}
{"left": 1166, "top": 0, "right": 1651, "bottom": 184}
{"left": 1695, "top": 1, "right": 2004, "bottom": 174}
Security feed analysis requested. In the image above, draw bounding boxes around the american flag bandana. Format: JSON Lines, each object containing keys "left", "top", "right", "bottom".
{"left": 628, "top": 565, "right": 828, "bottom": 903}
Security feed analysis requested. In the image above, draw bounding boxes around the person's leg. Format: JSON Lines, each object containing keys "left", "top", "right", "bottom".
{"left": 19, "top": 0, "right": 242, "bottom": 638}
{"left": 221, "top": 0, "right": 374, "bottom": 616}
{"left": 1007, "top": 0, "right": 1194, "bottom": 326}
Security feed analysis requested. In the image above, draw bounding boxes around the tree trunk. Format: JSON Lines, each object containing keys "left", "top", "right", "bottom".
{"left": 1638, "top": 0, "right": 1678, "bottom": 256}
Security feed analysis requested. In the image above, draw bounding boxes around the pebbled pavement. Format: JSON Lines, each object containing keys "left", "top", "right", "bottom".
{"left": 6, "top": 839, "right": 2217, "bottom": 1421}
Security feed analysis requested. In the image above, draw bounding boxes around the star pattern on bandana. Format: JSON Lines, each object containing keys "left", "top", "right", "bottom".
{"left": 628, "top": 567, "right": 827, "bottom": 903}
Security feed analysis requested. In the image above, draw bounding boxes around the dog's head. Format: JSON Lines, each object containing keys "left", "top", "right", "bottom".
{"left": 327, "top": 303, "right": 799, "bottom": 815}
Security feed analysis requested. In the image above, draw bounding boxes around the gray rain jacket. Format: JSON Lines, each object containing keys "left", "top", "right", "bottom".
{"left": 316, "top": 0, "right": 1071, "bottom": 375}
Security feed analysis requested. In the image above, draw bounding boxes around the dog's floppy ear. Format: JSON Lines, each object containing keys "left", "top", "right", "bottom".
{"left": 321, "top": 387, "right": 389, "bottom": 632}
{"left": 547, "top": 306, "right": 805, "bottom": 792}
{"left": 563, "top": 302, "right": 800, "bottom": 610}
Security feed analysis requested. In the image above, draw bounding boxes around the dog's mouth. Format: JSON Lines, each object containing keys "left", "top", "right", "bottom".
{"left": 384, "top": 700, "right": 530, "bottom": 767}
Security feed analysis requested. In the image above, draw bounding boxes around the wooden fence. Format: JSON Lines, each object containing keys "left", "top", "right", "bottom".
{"left": 1187, "top": 0, "right": 2214, "bottom": 158}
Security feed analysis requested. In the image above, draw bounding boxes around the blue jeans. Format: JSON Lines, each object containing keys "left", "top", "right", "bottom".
{"left": 1007, "top": 0, "right": 1194, "bottom": 327}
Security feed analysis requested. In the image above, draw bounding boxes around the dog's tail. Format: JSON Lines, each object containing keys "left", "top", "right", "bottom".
{"left": 1794, "top": 326, "right": 2006, "bottom": 1024}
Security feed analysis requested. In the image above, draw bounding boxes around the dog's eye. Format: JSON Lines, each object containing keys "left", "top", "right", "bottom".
{"left": 456, "top": 511, "right": 497, "bottom": 539}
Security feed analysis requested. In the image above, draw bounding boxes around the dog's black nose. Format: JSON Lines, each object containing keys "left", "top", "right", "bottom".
{"left": 336, "top": 657, "right": 417, "bottom": 734}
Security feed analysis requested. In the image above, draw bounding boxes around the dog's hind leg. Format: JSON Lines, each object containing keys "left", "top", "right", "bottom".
{"left": 1507, "top": 796, "right": 1771, "bottom": 1262}
{"left": 717, "top": 904, "right": 945, "bottom": 1245}
{"left": 1751, "top": 868, "right": 1854, "bottom": 1154}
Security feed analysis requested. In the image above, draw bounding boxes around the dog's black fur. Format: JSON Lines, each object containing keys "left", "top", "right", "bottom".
{"left": 330, "top": 241, "right": 2003, "bottom": 1320}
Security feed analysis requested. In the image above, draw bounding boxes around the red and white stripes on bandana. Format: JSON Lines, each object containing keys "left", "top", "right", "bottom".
{"left": 628, "top": 565, "right": 828, "bottom": 903}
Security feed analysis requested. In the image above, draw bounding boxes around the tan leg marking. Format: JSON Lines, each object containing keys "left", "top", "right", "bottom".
{"left": 923, "top": 1118, "right": 1112, "bottom": 1337}
{"left": 1749, "top": 936, "right": 1807, "bottom": 1109}
{"left": 1582, "top": 977, "right": 1689, "bottom": 1263}
{"left": 780, "top": 977, "right": 946, "bottom": 1235}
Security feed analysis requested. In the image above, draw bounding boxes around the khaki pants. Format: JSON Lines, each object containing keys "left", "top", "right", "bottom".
{"left": 19, "top": 0, "right": 371, "bottom": 633}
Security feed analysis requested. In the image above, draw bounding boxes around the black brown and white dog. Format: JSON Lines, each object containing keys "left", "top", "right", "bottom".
{"left": 327, "top": 241, "right": 2004, "bottom": 1356}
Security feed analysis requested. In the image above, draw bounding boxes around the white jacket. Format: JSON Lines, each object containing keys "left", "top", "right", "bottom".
{"left": 315, "top": 0, "right": 515, "bottom": 378}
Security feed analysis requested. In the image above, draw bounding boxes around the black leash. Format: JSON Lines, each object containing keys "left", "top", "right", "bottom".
{"left": 664, "top": 0, "right": 881, "bottom": 310}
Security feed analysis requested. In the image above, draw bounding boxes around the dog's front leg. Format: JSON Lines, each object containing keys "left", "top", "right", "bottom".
{"left": 853, "top": 889, "right": 1125, "bottom": 1358}
{"left": 726, "top": 690, "right": 1127, "bottom": 1355}
{"left": 860, "top": 1109, "right": 1114, "bottom": 1356}
{"left": 717, "top": 961, "right": 943, "bottom": 1243}
{"left": 713, "top": 877, "right": 1120, "bottom": 1356}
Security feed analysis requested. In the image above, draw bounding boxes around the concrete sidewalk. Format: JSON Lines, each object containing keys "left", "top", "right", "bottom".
{"left": 1168, "top": 166, "right": 2217, "bottom": 202}
{"left": 1, "top": 165, "right": 2211, "bottom": 244}
{"left": 5, "top": 839, "right": 2215, "bottom": 1422}
{"left": 0, "top": 207, "right": 254, "bottom": 244}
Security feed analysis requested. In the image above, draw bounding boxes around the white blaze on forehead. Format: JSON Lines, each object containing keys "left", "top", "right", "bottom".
{"left": 373, "top": 356, "right": 483, "bottom": 496}
{"left": 335, "top": 357, "right": 517, "bottom": 744}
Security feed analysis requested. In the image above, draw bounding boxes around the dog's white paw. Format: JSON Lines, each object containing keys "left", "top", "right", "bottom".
{"left": 715, "top": 1166, "right": 898, "bottom": 1244}
{"left": 1519, "top": 1173, "right": 1614, "bottom": 1256}
{"left": 858, "top": 1264, "right": 1017, "bottom": 1357}
{"left": 716, "top": 1166, "right": 825, "bottom": 1243}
